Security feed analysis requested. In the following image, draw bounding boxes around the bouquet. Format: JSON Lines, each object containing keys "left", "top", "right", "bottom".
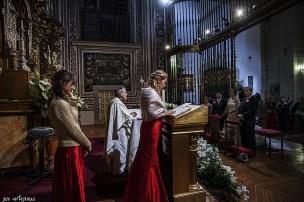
{"left": 164, "top": 102, "right": 176, "bottom": 110}
{"left": 69, "top": 86, "right": 88, "bottom": 111}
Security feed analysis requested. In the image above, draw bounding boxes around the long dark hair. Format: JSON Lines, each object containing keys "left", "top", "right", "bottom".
{"left": 51, "top": 70, "right": 74, "bottom": 99}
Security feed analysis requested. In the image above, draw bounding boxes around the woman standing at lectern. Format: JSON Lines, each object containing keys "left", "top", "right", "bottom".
{"left": 123, "top": 70, "right": 175, "bottom": 202}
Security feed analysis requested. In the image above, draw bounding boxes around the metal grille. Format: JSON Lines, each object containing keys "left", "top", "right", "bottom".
{"left": 81, "top": 0, "right": 131, "bottom": 42}
{"left": 165, "top": 0, "right": 278, "bottom": 104}
{"left": 167, "top": 52, "right": 202, "bottom": 105}
{"left": 201, "top": 37, "right": 236, "bottom": 99}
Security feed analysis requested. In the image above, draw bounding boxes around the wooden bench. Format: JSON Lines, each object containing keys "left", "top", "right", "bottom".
{"left": 255, "top": 128, "right": 284, "bottom": 156}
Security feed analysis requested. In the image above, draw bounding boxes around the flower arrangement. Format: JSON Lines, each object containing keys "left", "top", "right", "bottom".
{"left": 29, "top": 75, "right": 52, "bottom": 118}
{"left": 29, "top": 73, "right": 88, "bottom": 117}
{"left": 164, "top": 102, "right": 176, "bottom": 110}
{"left": 197, "top": 137, "right": 249, "bottom": 201}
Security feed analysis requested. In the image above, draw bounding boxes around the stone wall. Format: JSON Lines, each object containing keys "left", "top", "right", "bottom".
{"left": 261, "top": 1, "right": 304, "bottom": 99}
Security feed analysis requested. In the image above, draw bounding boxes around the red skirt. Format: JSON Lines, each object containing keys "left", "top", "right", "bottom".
{"left": 52, "top": 146, "right": 86, "bottom": 202}
{"left": 123, "top": 119, "right": 169, "bottom": 202}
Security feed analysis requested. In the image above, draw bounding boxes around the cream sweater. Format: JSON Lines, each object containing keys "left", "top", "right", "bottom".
{"left": 48, "top": 98, "right": 91, "bottom": 149}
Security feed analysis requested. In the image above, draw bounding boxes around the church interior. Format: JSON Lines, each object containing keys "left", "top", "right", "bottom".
{"left": 0, "top": 0, "right": 304, "bottom": 201}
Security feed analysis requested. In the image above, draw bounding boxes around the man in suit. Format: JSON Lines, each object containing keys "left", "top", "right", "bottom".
{"left": 213, "top": 92, "right": 227, "bottom": 131}
{"left": 238, "top": 87, "right": 259, "bottom": 154}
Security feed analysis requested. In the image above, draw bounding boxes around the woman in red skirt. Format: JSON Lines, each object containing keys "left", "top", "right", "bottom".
{"left": 123, "top": 70, "right": 175, "bottom": 202}
{"left": 48, "top": 70, "right": 91, "bottom": 202}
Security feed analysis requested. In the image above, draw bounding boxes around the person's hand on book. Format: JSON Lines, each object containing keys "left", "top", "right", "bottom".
{"left": 166, "top": 110, "right": 176, "bottom": 116}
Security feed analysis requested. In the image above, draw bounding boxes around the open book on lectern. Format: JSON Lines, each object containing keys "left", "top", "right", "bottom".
{"left": 171, "top": 103, "right": 191, "bottom": 117}
{"left": 171, "top": 103, "right": 201, "bottom": 117}
{"left": 128, "top": 103, "right": 205, "bottom": 121}
{"left": 166, "top": 103, "right": 208, "bottom": 127}
{"left": 128, "top": 103, "right": 195, "bottom": 119}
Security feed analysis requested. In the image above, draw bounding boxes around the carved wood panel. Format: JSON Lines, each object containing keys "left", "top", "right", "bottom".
{"left": 5, "top": 0, "right": 17, "bottom": 53}
{"left": 84, "top": 52, "right": 131, "bottom": 92}
{"left": 94, "top": 90, "right": 115, "bottom": 126}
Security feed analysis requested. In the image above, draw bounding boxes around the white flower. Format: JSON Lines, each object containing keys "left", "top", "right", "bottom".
{"left": 41, "top": 92, "right": 48, "bottom": 100}
{"left": 40, "top": 79, "right": 49, "bottom": 86}
{"left": 197, "top": 137, "right": 249, "bottom": 201}
{"left": 236, "top": 186, "right": 242, "bottom": 195}
{"left": 241, "top": 186, "right": 250, "bottom": 201}
{"left": 29, "top": 76, "right": 52, "bottom": 118}
{"left": 38, "top": 82, "right": 45, "bottom": 91}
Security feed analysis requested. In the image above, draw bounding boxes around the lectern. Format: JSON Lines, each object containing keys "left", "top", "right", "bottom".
{"left": 160, "top": 104, "right": 208, "bottom": 202}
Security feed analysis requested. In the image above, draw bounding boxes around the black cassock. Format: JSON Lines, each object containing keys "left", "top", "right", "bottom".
{"left": 238, "top": 95, "right": 258, "bottom": 153}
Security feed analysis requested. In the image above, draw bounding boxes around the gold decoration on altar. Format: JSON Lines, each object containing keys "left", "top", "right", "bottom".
{"left": 31, "top": 1, "right": 63, "bottom": 77}
{"left": 96, "top": 90, "right": 115, "bottom": 126}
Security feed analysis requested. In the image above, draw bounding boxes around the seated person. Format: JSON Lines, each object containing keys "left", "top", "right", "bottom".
{"left": 105, "top": 87, "right": 137, "bottom": 175}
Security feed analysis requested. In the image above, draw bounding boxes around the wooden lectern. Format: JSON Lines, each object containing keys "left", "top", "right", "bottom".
{"left": 160, "top": 104, "right": 208, "bottom": 202}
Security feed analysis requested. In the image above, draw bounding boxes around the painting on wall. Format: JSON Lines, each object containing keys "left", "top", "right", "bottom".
{"left": 182, "top": 74, "right": 195, "bottom": 91}
{"left": 83, "top": 52, "right": 131, "bottom": 92}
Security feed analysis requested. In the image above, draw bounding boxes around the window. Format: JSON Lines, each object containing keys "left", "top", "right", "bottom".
{"left": 248, "top": 76, "right": 253, "bottom": 89}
